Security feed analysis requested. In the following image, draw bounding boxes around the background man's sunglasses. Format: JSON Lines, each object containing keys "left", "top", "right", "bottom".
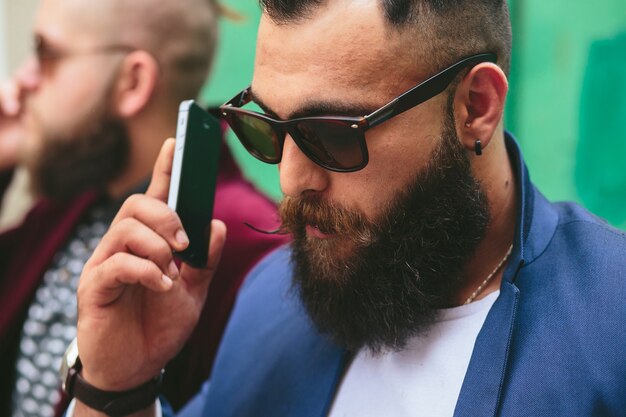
{"left": 219, "top": 52, "right": 497, "bottom": 173}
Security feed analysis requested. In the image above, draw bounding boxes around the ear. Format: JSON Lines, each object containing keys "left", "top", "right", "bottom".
{"left": 112, "top": 50, "right": 160, "bottom": 118}
{"left": 453, "top": 63, "right": 508, "bottom": 154}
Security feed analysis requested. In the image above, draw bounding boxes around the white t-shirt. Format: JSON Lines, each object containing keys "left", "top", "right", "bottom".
{"left": 328, "top": 291, "right": 499, "bottom": 417}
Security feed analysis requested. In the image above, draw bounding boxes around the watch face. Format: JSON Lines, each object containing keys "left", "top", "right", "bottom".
{"left": 59, "top": 337, "right": 79, "bottom": 391}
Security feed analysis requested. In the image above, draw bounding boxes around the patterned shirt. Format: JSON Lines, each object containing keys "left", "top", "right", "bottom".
{"left": 11, "top": 201, "right": 116, "bottom": 417}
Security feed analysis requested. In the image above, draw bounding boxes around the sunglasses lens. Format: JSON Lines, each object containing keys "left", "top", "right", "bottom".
{"left": 295, "top": 120, "right": 365, "bottom": 171}
{"left": 228, "top": 113, "right": 281, "bottom": 163}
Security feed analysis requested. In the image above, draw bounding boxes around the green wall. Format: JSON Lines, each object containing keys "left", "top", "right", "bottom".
{"left": 203, "top": 0, "right": 626, "bottom": 229}
{"left": 507, "top": 0, "right": 626, "bottom": 229}
{"left": 200, "top": 1, "right": 282, "bottom": 200}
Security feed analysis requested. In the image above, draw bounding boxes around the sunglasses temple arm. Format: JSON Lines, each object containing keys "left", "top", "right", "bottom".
{"left": 207, "top": 106, "right": 223, "bottom": 118}
{"left": 367, "top": 71, "right": 460, "bottom": 128}
{"left": 367, "top": 53, "right": 497, "bottom": 128}
{"left": 212, "top": 87, "right": 250, "bottom": 115}
{"left": 208, "top": 88, "right": 246, "bottom": 116}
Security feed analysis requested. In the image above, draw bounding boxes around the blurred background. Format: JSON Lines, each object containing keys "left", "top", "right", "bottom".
{"left": 1, "top": 0, "right": 625, "bottom": 229}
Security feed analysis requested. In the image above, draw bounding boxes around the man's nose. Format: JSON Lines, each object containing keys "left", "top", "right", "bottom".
{"left": 15, "top": 56, "right": 42, "bottom": 92}
{"left": 279, "top": 134, "right": 330, "bottom": 198}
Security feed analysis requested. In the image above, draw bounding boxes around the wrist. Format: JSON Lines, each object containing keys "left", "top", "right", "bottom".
{"left": 73, "top": 399, "right": 159, "bottom": 417}
{"left": 60, "top": 338, "right": 164, "bottom": 417}
{"left": 80, "top": 368, "right": 163, "bottom": 393}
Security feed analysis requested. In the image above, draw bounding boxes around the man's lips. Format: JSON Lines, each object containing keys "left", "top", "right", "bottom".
{"left": 305, "top": 224, "right": 335, "bottom": 239}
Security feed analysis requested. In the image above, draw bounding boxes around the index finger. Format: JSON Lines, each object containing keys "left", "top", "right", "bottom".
{"left": 146, "top": 138, "right": 176, "bottom": 201}
{"left": 0, "top": 81, "right": 20, "bottom": 116}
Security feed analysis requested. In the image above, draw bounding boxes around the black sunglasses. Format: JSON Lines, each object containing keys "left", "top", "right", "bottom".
{"left": 219, "top": 52, "right": 497, "bottom": 173}
{"left": 34, "top": 35, "right": 134, "bottom": 72}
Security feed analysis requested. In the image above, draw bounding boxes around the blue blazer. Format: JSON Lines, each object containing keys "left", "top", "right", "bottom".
{"left": 176, "top": 135, "right": 626, "bottom": 417}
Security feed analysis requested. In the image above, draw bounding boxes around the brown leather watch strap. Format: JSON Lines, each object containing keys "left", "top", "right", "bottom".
{"left": 66, "top": 357, "right": 163, "bottom": 417}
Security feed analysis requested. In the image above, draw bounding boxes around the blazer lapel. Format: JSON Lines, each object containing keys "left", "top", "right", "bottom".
{"left": 455, "top": 133, "right": 559, "bottom": 417}
{"left": 453, "top": 280, "right": 520, "bottom": 417}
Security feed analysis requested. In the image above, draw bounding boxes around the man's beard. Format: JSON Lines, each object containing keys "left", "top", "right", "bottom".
{"left": 26, "top": 101, "right": 130, "bottom": 203}
{"left": 279, "top": 109, "right": 490, "bottom": 354}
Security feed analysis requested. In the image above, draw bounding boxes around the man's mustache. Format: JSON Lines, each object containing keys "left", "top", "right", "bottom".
{"left": 278, "top": 195, "right": 375, "bottom": 245}
{"left": 243, "top": 196, "right": 377, "bottom": 246}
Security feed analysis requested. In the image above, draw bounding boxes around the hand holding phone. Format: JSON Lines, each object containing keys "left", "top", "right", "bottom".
{"left": 167, "top": 100, "right": 221, "bottom": 268}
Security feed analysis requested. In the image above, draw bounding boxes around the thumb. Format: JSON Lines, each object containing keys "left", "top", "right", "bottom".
{"left": 180, "top": 219, "right": 227, "bottom": 290}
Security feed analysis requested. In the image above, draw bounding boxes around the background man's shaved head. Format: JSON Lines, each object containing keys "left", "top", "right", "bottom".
{"left": 84, "top": 0, "right": 221, "bottom": 106}
{"left": 124, "top": 0, "right": 219, "bottom": 104}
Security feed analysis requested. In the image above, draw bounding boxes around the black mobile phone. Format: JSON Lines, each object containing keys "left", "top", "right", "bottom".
{"left": 167, "top": 100, "right": 221, "bottom": 268}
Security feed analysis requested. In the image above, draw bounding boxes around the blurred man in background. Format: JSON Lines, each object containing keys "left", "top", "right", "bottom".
{"left": 0, "top": 0, "right": 286, "bottom": 416}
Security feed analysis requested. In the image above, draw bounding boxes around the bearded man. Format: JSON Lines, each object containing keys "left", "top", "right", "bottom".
{"left": 0, "top": 1, "right": 286, "bottom": 416}
{"left": 67, "top": 0, "right": 626, "bottom": 416}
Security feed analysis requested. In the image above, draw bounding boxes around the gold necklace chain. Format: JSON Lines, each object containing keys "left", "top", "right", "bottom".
{"left": 464, "top": 244, "right": 514, "bottom": 305}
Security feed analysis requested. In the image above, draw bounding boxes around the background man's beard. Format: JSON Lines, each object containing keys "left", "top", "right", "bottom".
{"left": 279, "top": 111, "right": 490, "bottom": 354}
{"left": 27, "top": 111, "right": 130, "bottom": 203}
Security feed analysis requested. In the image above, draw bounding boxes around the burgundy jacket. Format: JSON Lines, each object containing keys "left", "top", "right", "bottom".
{"left": 0, "top": 142, "right": 288, "bottom": 415}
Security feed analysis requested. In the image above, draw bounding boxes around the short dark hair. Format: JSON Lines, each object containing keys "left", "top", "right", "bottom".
{"left": 259, "top": 0, "right": 512, "bottom": 76}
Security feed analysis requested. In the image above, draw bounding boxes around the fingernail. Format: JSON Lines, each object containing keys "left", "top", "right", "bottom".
{"left": 162, "top": 275, "right": 173, "bottom": 288}
{"left": 168, "top": 260, "right": 179, "bottom": 279}
{"left": 176, "top": 229, "right": 189, "bottom": 246}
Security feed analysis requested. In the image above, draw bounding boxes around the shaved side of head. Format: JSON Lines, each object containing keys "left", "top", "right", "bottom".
{"left": 89, "top": 0, "right": 220, "bottom": 109}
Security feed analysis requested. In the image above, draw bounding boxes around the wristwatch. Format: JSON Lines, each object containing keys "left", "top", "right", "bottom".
{"left": 59, "top": 338, "right": 163, "bottom": 417}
